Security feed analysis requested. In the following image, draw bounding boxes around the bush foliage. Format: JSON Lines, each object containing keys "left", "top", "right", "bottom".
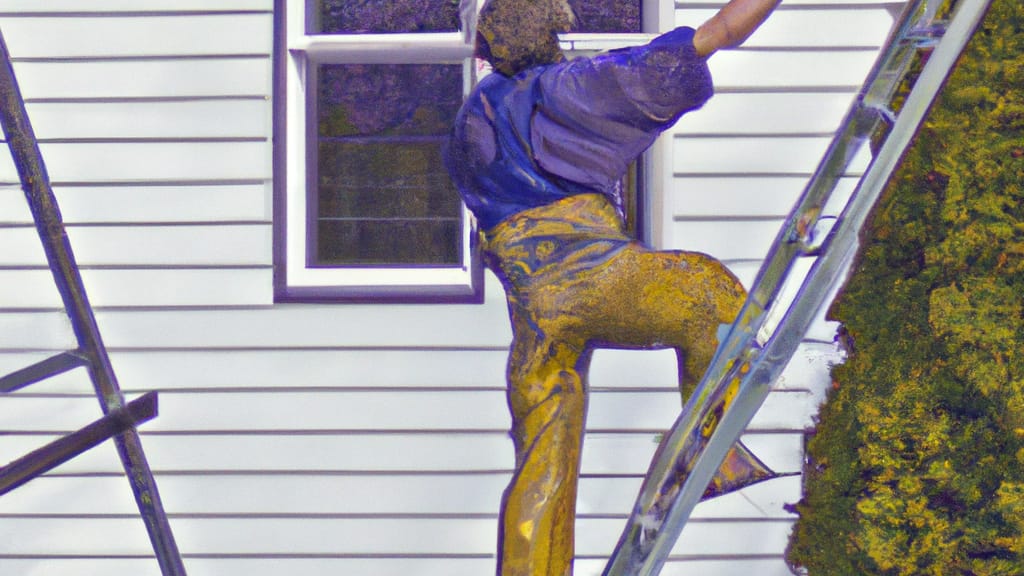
{"left": 786, "top": 0, "right": 1024, "bottom": 573}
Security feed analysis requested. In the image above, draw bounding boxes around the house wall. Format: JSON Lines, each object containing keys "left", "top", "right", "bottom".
{"left": 0, "top": 1, "right": 896, "bottom": 575}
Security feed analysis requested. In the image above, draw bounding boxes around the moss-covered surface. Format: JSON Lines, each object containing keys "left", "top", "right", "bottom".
{"left": 786, "top": 0, "right": 1024, "bottom": 573}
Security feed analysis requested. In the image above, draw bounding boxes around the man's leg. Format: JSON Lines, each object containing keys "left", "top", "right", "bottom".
{"left": 578, "top": 245, "right": 777, "bottom": 497}
{"left": 498, "top": 310, "right": 588, "bottom": 576}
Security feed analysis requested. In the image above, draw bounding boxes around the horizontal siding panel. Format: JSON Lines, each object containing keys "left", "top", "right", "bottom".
{"left": 0, "top": 0, "right": 271, "bottom": 11}
{"left": 1, "top": 15, "right": 272, "bottom": 59}
{"left": 0, "top": 349, "right": 511, "bottom": 392}
{"left": 0, "top": 268, "right": 272, "bottom": 308}
{"left": 579, "top": 517, "right": 794, "bottom": 557}
{"left": 0, "top": 474, "right": 512, "bottom": 517}
{"left": 590, "top": 347, "right": 677, "bottom": 388}
{"left": 118, "top": 348, "right": 509, "bottom": 390}
{"left": 673, "top": 218, "right": 783, "bottom": 261}
{"left": 0, "top": 389, "right": 821, "bottom": 434}
{"left": 0, "top": 342, "right": 831, "bottom": 394}
{"left": 0, "top": 311, "right": 76, "bottom": 350}
{"left": 678, "top": 8, "right": 893, "bottom": 48}
{"left": 0, "top": 516, "right": 791, "bottom": 557}
{"left": 0, "top": 225, "right": 270, "bottom": 267}
{"left": 0, "top": 142, "right": 270, "bottom": 183}
{"left": 5, "top": 558, "right": 501, "bottom": 576}
{"left": 0, "top": 560, "right": 166, "bottom": 576}
{"left": 1, "top": 557, "right": 804, "bottom": 576}
{"left": 12, "top": 59, "right": 270, "bottom": 99}
{"left": 0, "top": 184, "right": 270, "bottom": 225}
{"left": 0, "top": 557, "right": 800, "bottom": 576}
{"left": 0, "top": 559, "right": 498, "bottom": 576}
{"left": 710, "top": 50, "right": 880, "bottom": 90}
{"left": 21, "top": 100, "right": 270, "bottom": 140}
{"left": 723, "top": 260, "right": 762, "bottom": 289}
{"left": 0, "top": 301, "right": 832, "bottom": 358}
{"left": 1, "top": 517, "right": 503, "bottom": 556}
{"left": 672, "top": 176, "right": 859, "bottom": 218}
{"left": 0, "top": 473, "right": 801, "bottom": 519}
{"left": 0, "top": 306, "right": 836, "bottom": 362}
{"left": 0, "top": 392, "right": 518, "bottom": 433}
{"left": 0, "top": 301, "right": 514, "bottom": 350}
{"left": 672, "top": 92, "right": 858, "bottom": 136}
{"left": 673, "top": 176, "right": 807, "bottom": 218}
{"left": 0, "top": 431, "right": 801, "bottom": 479}
{"left": 674, "top": 136, "right": 872, "bottom": 175}
{"left": 0, "top": 186, "right": 27, "bottom": 224}
{"left": 0, "top": 433, "right": 513, "bottom": 475}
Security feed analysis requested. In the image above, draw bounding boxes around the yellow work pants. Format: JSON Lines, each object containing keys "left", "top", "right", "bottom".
{"left": 484, "top": 194, "right": 769, "bottom": 576}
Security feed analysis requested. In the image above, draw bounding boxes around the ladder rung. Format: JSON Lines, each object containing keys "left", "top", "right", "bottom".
{"left": 0, "top": 351, "right": 88, "bottom": 393}
{"left": 908, "top": 22, "right": 949, "bottom": 42}
{"left": 0, "top": 391, "right": 158, "bottom": 496}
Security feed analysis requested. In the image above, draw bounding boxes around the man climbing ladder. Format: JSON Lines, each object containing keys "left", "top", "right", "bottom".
{"left": 444, "top": 0, "right": 782, "bottom": 574}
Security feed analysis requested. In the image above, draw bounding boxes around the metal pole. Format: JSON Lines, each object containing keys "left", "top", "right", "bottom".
{"left": 0, "top": 27, "right": 187, "bottom": 576}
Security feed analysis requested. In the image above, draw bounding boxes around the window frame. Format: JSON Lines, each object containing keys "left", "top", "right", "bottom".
{"left": 275, "top": 0, "right": 482, "bottom": 303}
{"left": 274, "top": 0, "right": 670, "bottom": 303}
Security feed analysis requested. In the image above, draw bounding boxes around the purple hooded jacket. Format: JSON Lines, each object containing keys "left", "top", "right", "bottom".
{"left": 444, "top": 26, "right": 713, "bottom": 231}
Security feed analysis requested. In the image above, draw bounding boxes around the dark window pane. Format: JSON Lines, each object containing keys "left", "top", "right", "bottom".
{"left": 314, "top": 64, "right": 464, "bottom": 267}
{"left": 311, "top": 0, "right": 460, "bottom": 34}
{"left": 316, "top": 219, "right": 462, "bottom": 265}
{"left": 318, "top": 64, "right": 461, "bottom": 137}
{"left": 571, "top": 0, "right": 641, "bottom": 33}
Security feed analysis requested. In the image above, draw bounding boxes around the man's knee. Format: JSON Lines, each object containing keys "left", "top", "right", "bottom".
{"left": 509, "top": 367, "right": 585, "bottom": 423}
{"left": 657, "top": 249, "right": 746, "bottom": 322}
{"left": 507, "top": 367, "right": 586, "bottom": 454}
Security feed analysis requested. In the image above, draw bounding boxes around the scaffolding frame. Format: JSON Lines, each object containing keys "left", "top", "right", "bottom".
{"left": 0, "top": 27, "right": 187, "bottom": 576}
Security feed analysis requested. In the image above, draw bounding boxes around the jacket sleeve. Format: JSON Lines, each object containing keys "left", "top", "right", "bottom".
{"left": 530, "top": 26, "right": 713, "bottom": 191}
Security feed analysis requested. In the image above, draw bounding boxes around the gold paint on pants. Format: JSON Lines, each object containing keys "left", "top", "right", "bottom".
{"left": 483, "top": 194, "right": 771, "bottom": 576}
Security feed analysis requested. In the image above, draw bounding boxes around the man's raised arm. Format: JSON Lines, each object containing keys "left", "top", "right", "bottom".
{"left": 693, "top": 0, "right": 781, "bottom": 57}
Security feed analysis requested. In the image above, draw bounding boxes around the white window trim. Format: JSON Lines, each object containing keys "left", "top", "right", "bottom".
{"left": 280, "top": 1, "right": 479, "bottom": 300}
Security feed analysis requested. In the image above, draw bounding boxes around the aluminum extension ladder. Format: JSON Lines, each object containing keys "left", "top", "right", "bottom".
{"left": 603, "top": 0, "right": 995, "bottom": 574}
{"left": 0, "top": 28, "right": 187, "bottom": 576}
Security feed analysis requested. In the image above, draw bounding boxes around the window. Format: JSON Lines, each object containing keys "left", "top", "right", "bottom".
{"left": 275, "top": 0, "right": 656, "bottom": 302}
{"left": 275, "top": 0, "right": 478, "bottom": 302}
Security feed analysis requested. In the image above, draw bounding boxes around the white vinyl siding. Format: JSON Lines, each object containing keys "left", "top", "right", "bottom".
{"left": 0, "top": 1, "right": 898, "bottom": 575}
{"left": 0, "top": 4, "right": 273, "bottom": 312}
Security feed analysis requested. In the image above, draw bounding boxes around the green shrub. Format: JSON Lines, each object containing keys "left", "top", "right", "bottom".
{"left": 786, "top": 1, "right": 1024, "bottom": 573}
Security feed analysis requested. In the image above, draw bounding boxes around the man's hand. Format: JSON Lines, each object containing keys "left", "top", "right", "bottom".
{"left": 693, "top": 0, "right": 781, "bottom": 57}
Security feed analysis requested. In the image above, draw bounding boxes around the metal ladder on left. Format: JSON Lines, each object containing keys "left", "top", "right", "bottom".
{"left": 0, "top": 27, "right": 187, "bottom": 576}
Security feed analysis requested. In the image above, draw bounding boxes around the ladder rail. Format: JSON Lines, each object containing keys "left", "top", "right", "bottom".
{"left": 750, "top": 0, "right": 936, "bottom": 315}
{"left": 603, "top": 0, "right": 994, "bottom": 573}
{"left": 0, "top": 27, "right": 187, "bottom": 576}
